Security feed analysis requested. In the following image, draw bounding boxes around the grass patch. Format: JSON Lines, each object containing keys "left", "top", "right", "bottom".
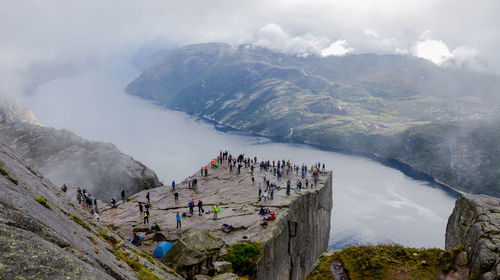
{"left": 99, "top": 230, "right": 120, "bottom": 249}
{"left": 114, "top": 250, "right": 161, "bottom": 280}
{"left": 307, "top": 245, "right": 461, "bottom": 280}
{"left": 0, "top": 165, "right": 18, "bottom": 185}
{"left": 87, "top": 236, "right": 97, "bottom": 245}
{"left": 68, "top": 214, "right": 91, "bottom": 231}
{"left": 34, "top": 196, "right": 51, "bottom": 210}
{"left": 0, "top": 166, "right": 8, "bottom": 176}
{"left": 223, "top": 241, "right": 262, "bottom": 276}
{"left": 6, "top": 176, "right": 18, "bottom": 185}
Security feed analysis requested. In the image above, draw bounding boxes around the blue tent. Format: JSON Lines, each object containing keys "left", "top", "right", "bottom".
{"left": 153, "top": 241, "right": 173, "bottom": 258}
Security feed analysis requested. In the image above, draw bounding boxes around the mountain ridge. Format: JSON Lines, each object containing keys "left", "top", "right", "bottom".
{"left": 126, "top": 43, "right": 500, "bottom": 196}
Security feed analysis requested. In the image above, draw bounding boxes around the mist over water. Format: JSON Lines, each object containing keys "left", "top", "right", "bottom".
{"left": 24, "top": 61, "right": 458, "bottom": 249}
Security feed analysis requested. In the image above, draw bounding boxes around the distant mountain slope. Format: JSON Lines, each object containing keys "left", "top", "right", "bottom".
{"left": 126, "top": 43, "right": 500, "bottom": 196}
{"left": 0, "top": 94, "right": 39, "bottom": 124}
{"left": 0, "top": 141, "right": 179, "bottom": 279}
{"left": 0, "top": 121, "right": 161, "bottom": 201}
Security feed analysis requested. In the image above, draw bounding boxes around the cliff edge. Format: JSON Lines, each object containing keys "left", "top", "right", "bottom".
{"left": 100, "top": 153, "right": 332, "bottom": 279}
{"left": 446, "top": 194, "right": 500, "bottom": 279}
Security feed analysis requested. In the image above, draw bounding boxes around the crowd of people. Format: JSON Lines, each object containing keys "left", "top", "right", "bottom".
{"left": 100, "top": 149, "right": 326, "bottom": 247}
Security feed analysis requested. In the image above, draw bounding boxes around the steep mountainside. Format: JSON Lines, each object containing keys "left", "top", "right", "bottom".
{"left": 126, "top": 43, "right": 500, "bottom": 196}
{"left": 0, "top": 121, "right": 161, "bottom": 201}
{"left": 0, "top": 141, "right": 180, "bottom": 279}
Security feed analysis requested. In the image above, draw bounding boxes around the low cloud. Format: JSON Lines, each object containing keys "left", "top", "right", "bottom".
{"left": 412, "top": 31, "right": 489, "bottom": 72}
{"left": 321, "top": 40, "right": 354, "bottom": 57}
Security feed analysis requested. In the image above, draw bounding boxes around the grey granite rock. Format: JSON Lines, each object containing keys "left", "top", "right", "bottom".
{"left": 446, "top": 194, "right": 500, "bottom": 278}
{"left": 0, "top": 141, "right": 180, "bottom": 279}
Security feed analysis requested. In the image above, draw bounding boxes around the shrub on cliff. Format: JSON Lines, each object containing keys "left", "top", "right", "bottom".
{"left": 308, "top": 245, "right": 463, "bottom": 280}
{"left": 223, "top": 241, "right": 262, "bottom": 276}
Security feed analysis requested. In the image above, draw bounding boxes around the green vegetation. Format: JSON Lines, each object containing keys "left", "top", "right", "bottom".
{"left": 98, "top": 230, "right": 120, "bottom": 249}
{"left": 87, "top": 236, "right": 97, "bottom": 245}
{"left": 68, "top": 214, "right": 91, "bottom": 231}
{"left": 0, "top": 165, "right": 18, "bottom": 185}
{"left": 34, "top": 196, "right": 51, "bottom": 210}
{"left": 114, "top": 250, "right": 161, "bottom": 280}
{"left": 308, "top": 245, "right": 462, "bottom": 280}
{"left": 130, "top": 248, "right": 180, "bottom": 277}
{"left": 223, "top": 241, "right": 262, "bottom": 276}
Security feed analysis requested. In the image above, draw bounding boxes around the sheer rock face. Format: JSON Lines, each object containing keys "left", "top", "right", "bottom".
{"left": 0, "top": 121, "right": 161, "bottom": 201}
{"left": 446, "top": 194, "right": 500, "bottom": 279}
{"left": 0, "top": 141, "right": 180, "bottom": 279}
{"left": 100, "top": 156, "right": 332, "bottom": 280}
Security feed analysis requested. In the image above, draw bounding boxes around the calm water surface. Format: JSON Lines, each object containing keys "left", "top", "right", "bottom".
{"left": 25, "top": 62, "right": 459, "bottom": 249}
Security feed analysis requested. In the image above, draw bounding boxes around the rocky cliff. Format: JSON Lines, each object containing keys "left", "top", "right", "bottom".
{"left": 0, "top": 121, "right": 161, "bottom": 201}
{"left": 100, "top": 154, "right": 332, "bottom": 279}
{"left": 256, "top": 171, "right": 332, "bottom": 280}
{"left": 0, "top": 140, "right": 180, "bottom": 279}
{"left": 446, "top": 194, "right": 500, "bottom": 279}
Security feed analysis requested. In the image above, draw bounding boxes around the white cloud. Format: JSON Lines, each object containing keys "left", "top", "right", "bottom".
{"left": 255, "top": 23, "right": 330, "bottom": 56}
{"left": 364, "top": 30, "right": 379, "bottom": 38}
{"left": 411, "top": 31, "right": 487, "bottom": 71}
{"left": 413, "top": 38, "right": 452, "bottom": 64}
{"left": 321, "top": 40, "right": 354, "bottom": 57}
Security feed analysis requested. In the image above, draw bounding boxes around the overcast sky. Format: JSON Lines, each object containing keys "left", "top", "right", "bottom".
{"left": 1, "top": 0, "right": 499, "bottom": 96}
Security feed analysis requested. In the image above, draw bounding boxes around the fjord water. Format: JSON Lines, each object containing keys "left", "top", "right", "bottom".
{"left": 25, "top": 61, "right": 458, "bottom": 249}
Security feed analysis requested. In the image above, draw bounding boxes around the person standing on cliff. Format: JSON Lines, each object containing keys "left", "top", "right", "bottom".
{"left": 171, "top": 181, "right": 176, "bottom": 192}
{"left": 198, "top": 200, "right": 203, "bottom": 215}
{"left": 121, "top": 190, "right": 125, "bottom": 202}
{"left": 213, "top": 204, "right": 218, "bottom": 220}
{"left": 286, "top": 180, "right": 291, "bottom": 196}
{"left": 176, "top": 212, "right": 181, "bottom": 228}
{"left": 146, "top": 192, "right": 150, "bottom": 204}
{"left": 138, "top": 202, "right": 143, "bottom": 214}
{"left": 174, "top": 192, "right": 179, "bottom": 203}
{"left": 258, "top": 183, "right": 262, "bottom": 197}
{"left": 144, "top": 210, "right": 149, "bottom": 224}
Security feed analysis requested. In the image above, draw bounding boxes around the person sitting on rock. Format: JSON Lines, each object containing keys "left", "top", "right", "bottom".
{"left": 151, "top": 224, "right": 161, "bottom": 231}
{"left": 259, "top": 207, "right": 266, "bottom": 215}
{"left": 132, "top": 232, "right": 141, "bottom": 244}
{"left": 111, "top": 198, "right": 117, "bottom": 208}
{"left": 61, "top": 183, "right": 67, "bottom": 193}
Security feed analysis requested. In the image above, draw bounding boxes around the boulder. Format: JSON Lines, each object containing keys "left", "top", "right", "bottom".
{"left": 213, "top": 273, "right": 239, "bottom": 280}
{"left": 214, "top": 261, "right": 233, "bottom": 274}
{"left": 162, "top": 231, "right": 225, "bottom": 278}
{"left": 446, "top": 194, "right": 500, "bottom": 278}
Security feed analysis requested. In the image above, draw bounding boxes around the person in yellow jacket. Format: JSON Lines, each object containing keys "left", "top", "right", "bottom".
{"left": 144, "top": 210, "right": 149, "bottom": 224}
{"left": 213, "top": 204, "right": 218, "bottom": 220}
